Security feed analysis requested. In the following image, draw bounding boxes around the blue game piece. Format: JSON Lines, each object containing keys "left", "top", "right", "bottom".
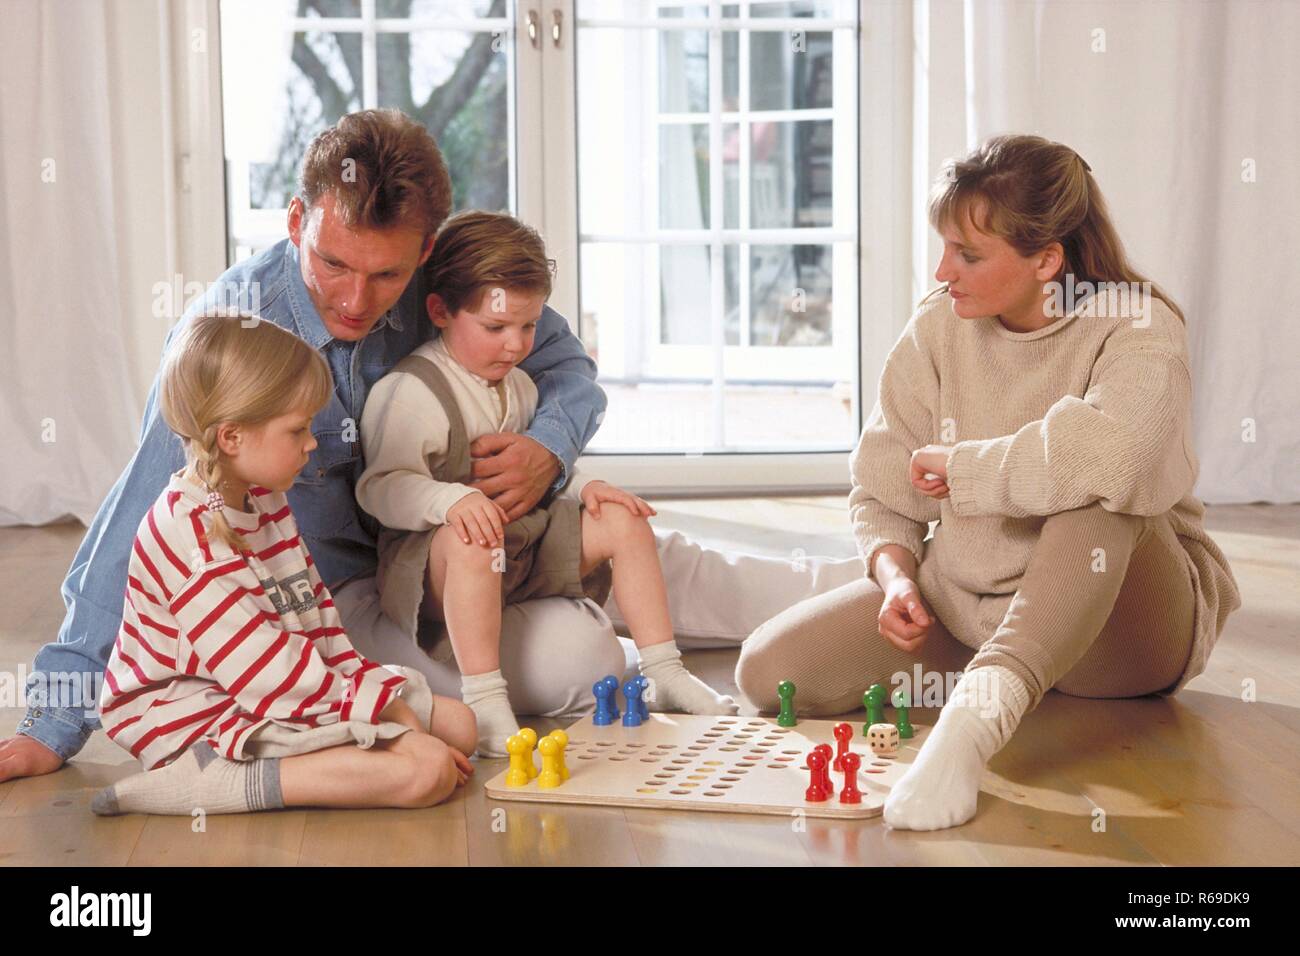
{"left": 592, "top": 679, "right": 615, "bottom": 726}
{"left": 622, "top": 679, "right": 643, "bottom": 727}
{"left": 635, "top": 675, "right": 650, "bottom": 719}
{"left": 602, "top": 674, "right": 620, "bottom": 719}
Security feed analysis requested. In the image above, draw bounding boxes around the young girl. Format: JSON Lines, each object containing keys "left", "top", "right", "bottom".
{"left": 735, "top": 134, "right": 1241, "bottom": 831}
{"left": 92, "top": 313, "right": 477, "bottom": 817}
{"left": 356, "top": 211, "right": 737, "bottom": 757}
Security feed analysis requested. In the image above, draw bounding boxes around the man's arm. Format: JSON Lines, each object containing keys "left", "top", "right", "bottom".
{"left": 515, "top": 304, "right": 607, "bottom": 491}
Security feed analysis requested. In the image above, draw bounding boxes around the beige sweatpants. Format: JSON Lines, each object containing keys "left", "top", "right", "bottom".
{"left": 735, "top": 502, "right": 1197, "bottom": 714}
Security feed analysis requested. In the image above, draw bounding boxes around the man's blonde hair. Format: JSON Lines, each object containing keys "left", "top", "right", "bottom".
{"left": 299, "top": 109, "right": 453, "bottom": 239}
{"left": 425, "top": 210, "right": 554, "bottom": 314}
{"left": 159, "top": 314, "right": 333, "bottom": 552}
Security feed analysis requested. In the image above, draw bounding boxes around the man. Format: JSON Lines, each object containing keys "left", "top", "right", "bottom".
{"left": 0, "top": 109, "right": 627, "bottom": 782}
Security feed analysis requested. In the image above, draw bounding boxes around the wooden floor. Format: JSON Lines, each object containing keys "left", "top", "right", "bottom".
{"left": 2, "top": 498, "right": 1298, "bottom": 866}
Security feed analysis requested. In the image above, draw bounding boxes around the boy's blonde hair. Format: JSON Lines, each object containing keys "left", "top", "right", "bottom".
{"left": 425, "top": 210, "right": 554, "bottom": 315}
{"left": 158, "top": 313, "right": 333, "bottom": 552}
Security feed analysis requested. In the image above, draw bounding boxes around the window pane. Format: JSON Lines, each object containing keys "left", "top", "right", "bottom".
{"left": 750, "top": 31, "right": 833, "bottom": 111}
{"left": 658, "top": 30, "right": 708, "bottom": 113}
{"left": 221, "top": 0, "right": 515, "bottom": 260}
{"left": 246, "top": 31, "right": 362, "bottom": 211}
{"left": 376, "top": 30, "right": 510, "bottom": 212}
{"left": 750, "top": 0, "right": 840, "bottom": 17}
{"left": 575, "top": 3, "right": 858, "bottom": 455}
{"left": 750, "top": 120, "right": 833, "bottom": 229}
{"left": 660, "top": 245, "right": 712, "bottom": 345}
{"left": 377, "top": 0, "right": 497, "bottom": 17}
{"left": 749, "top": 244, "right": 832, "bottom": 347}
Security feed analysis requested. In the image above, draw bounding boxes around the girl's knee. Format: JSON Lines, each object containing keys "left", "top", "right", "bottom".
{"left": 393, "top": 734, "right": 457, "bottom": 808}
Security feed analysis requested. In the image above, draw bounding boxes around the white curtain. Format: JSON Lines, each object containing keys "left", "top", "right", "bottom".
{"left": 908, "top": 0, "right": 1300, "bottom": 504}
{"left": 0, "top": 0, "right": 142, "bottom": 525}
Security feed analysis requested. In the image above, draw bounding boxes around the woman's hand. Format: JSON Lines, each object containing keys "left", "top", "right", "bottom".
{"left": 878, "top": 575, "right": 935, "bottom": 653}
{"left": 446, "top": 490, "right": 509, "bottom": 547}
{"left": 909, "top": 444, "right": 954, "bottom": 499}
{"left": 580, "top": 480, "right": 656, "bottom": 519}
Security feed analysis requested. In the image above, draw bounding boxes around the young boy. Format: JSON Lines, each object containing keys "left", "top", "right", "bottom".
{"left": 356, "top": 211, "right": 736, "bottom": 757}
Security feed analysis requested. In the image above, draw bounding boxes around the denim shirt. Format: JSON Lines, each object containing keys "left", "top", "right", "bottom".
{"left": 20, "top": 238, "right": 606, "bottom": 760}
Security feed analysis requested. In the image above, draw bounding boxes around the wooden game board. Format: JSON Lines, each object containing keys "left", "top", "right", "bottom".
{"left": 485, "top": 713, "right": 930, "bottom": 819}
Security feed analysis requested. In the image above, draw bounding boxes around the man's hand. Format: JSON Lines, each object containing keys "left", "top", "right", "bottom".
{"left": 580, "top": 480, "right": 656, "bottom": 519}
{"left": 468, "top": 433, "right": 561, "bottom": 522}
{"left": 909, "top": 444, "right": 954, "bottom": 499}
{"left": 0, "top": 735, "right": 65, "bottom": 783}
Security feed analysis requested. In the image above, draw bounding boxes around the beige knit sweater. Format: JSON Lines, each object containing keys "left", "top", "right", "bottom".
{"left": 849, "top": 288, "right": 1241, "bottom": 693}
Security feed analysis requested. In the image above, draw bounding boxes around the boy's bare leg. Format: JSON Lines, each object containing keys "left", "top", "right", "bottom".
{"left": 426, "top": 525, "right": 503, "bottom": 675}
{"left": 581, "top": 504, "right": 737, "bottom": 714}
{"left": 426, "top": 525, "right": 518, "bottom": 755}
{"left": 580, "top": 502, "right": 674, "bottom": 649}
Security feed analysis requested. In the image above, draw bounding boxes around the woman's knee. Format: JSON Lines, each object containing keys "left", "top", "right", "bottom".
{"left": 1038, "top": 501, "right": 1146, "bottom": 550}
{"left": 735, "top": 590, "right": 868, "bottom": 709}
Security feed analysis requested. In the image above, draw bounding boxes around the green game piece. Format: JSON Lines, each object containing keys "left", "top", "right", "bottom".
{"left": 863, "top": 684, "right": 886, "bottom": 732}
{"left": 891, "top": 687, "right": 915, "bottom": 739}
{"left": 777, "top": 680, "right": 797, "bottom": 726}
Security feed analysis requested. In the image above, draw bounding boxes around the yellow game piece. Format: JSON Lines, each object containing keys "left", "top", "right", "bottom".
{"left": 538, "top": 736, "right": 562, "bottom": 789}
{"left": 505, "top": 734, "right": 530, "bottom": 788}
{"left": 518, "top": 727, "right": 539, "bottom": 779}
{"left": 548, "top": 729, "right": 570, "bottom": 781}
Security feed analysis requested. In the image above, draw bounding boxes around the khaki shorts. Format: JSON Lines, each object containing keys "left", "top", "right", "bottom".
{"left": 375, "top": 495, "right": 613, "bottom": 654}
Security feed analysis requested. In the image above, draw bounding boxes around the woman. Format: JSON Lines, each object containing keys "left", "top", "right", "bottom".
{"left": 735, "top": 134, "right": 1241, "bottom": 831}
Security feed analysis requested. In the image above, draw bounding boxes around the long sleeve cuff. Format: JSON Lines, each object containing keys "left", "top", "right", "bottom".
{"left": 945, "top": 440, "right": 987, "bottom": 516}
{"left": 16, "top": 705, "right": 94, "bottom": 762}
{"left": 342, "top": 665, "right": 408, "bottom": 725}
{"left": 524, "top": 418, "right": 579, "bottom": 493}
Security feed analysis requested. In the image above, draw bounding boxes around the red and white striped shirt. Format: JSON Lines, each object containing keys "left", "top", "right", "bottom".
{"left": 99, "top": 470, "right": 406, "bottom": 770}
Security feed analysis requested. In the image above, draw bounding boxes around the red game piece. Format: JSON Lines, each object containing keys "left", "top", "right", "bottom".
{"left": 814, "top": 743, "right": 835, "bottom": 795}
{"left": 805, "top": 750, "right": 829, "bottom": 802}
{"left": 832, "top": 722, "right": 852, "bottom": 771}
{"left": 839, "top": 752, "right": 862, "bottom": 804}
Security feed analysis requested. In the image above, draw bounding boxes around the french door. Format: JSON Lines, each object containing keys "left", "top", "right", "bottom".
{"left": 214, "top": 0, "right": 864, "bottom": 493}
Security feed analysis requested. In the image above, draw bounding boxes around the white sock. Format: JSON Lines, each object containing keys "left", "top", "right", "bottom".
{"left": 91, "top": 742, "right": 283, "bottom": 816}
{"left": 638, "top": 640, "right": 739, "bottom": 716}
{"left": 460, "top": 669, "right": 519, "bottom": 758}
{"left": 883, "top": 665, "right": 1031, "bottom": 831}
